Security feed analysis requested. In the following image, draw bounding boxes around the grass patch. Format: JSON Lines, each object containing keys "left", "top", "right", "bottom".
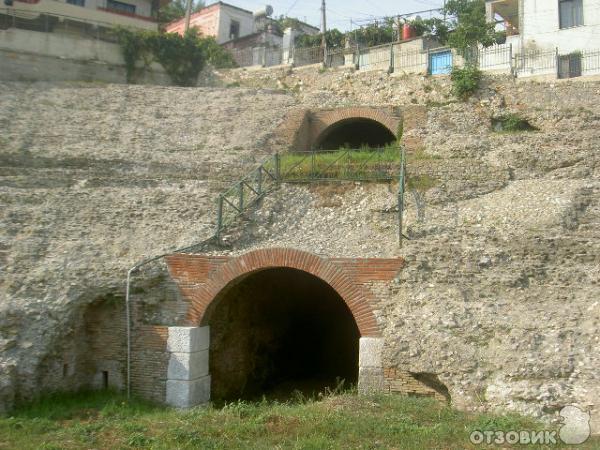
{"left": 407, "top": 174, "right": 438, "bottom": 191}
{"left": 278, "top": 145, "right": 401, "bottom": 181}
{"left": 407, "top": 147, "right": 442, "bottom": 162}
{"left": 8, "top": 390, "right": 161, "bottom": 421}
{"left": 4, "top": 390, "right": 593, "bottom": 450}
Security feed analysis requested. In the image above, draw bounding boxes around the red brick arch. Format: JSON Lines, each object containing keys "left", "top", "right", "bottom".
{"left": 311, "top": 107, "right": 402, "bottom": 147}
{"left": 181, "top": 248, "right": 382, "bottom": 337}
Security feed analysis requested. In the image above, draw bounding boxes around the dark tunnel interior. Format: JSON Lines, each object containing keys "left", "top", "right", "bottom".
{"left": 205, "top": 268, "right": 360, "bottom": 401}
{"left": 316, "top": 118, "right": 397, "bottom": 149}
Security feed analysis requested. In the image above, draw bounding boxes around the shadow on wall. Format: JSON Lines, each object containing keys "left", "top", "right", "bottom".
{"left": 411, "top": 372, "right": 452, "bottom": 403}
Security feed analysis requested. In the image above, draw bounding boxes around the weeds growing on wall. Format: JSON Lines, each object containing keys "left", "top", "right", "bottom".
{"left": 492, "top": 113, "right": 538, "bottom": 132}
{"left": 450, "top": 65, "right": 482, "bottom": 100}
{"left": 115, "top": 29, "right": 236, "bottom": 86}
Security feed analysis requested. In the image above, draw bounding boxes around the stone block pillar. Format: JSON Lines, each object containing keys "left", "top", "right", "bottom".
{"left": 166, "top": 327, "right": 210, "bottom": 408}
{"left": 357, "top": 337, "right": 385, "bottom": 394}
{"left": 344, "top": 49, "right": 357, "bottom": 67}
{"left": 283, "top": 27, "right": 298, "bottom": 65}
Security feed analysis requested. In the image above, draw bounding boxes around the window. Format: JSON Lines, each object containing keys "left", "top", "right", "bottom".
{"left": 229, "top": 20, "right": 240, "bottom": 40}
{"left": 559, "top": 0, "right": 583, "bottom": 29}
{"left": 66, "top": 0, "right": 85, "bottom": 6}
{"left": 106, "top": 0, "right": 136, "bottom": 15}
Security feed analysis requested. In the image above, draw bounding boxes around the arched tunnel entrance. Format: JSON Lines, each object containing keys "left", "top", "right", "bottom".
{"left": 316, "top": 118, "right": 397, "bottom": 150}
{"left": 203, "top": 268, "right": 360, "bottom": 401}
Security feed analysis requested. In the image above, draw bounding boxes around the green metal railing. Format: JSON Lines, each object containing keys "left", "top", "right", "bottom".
{"left": 398, "top": 146, "right": 406, "bottom": 247}
{"left": 278, "top": 147, "right": 400, "bottom": 182}
{"left": 215, "top": 147, "right": 406, "bottom": 238}
{"left": 216, "top": 153, "right": 281, "bottom": 237}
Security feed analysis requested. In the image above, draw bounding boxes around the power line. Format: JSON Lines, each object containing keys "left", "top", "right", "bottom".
{"left": 284, "top": 0, "right": 301, "bottom": 16}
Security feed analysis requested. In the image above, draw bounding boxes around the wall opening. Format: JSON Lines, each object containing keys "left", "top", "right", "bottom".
{"left": 204, "top": 268, "right": 360, "bottom": 401}
{"left": 316, "top": 118, "right": 397, "bottom": 150}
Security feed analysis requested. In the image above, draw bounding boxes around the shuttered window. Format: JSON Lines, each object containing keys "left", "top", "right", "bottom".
{"left": 559, "top": 0, "right": 584, "bottom": 29}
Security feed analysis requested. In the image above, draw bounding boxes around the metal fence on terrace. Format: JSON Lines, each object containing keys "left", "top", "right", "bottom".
{"left": 359, "top": 44, "right": 392, "bottom": 71}
{"left": 227, "top": 39, "right": 600, "bottom": 80}
{"left": 227, "top": 45, "right": 325, "bottom": 69}
{"left": 514, "top": 48, "right": 557, "bottom": 77}
{"left": 582, "top": 49, "right": 600, "bottom": 74}
{"left": 392, "top": 48, "right": 428, "bottom": 73}
{"left": 467, "top": 44, "right": 513, "bottom": 71}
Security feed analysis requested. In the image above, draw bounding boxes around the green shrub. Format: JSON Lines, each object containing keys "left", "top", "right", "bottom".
{"left": 450, "top": 65, "right": 482, "bottom": 100}
{"left": 115, "top": 29, "right": 236, "bottom": 86}
{"left": 407, "top": 174, "right": 438, "bottom": 191}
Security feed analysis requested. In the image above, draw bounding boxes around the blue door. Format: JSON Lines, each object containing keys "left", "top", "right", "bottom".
{"left": 429, "top": 50, "right": 453, "bottom": 75}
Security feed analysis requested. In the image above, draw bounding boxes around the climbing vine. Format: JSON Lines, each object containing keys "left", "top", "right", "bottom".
{"left": 116, "top": 29, "right": 236, "bottom": 86}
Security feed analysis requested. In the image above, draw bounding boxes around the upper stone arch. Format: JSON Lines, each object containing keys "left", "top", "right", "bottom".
{"left": 311, "top": 107, "right": 402, "bottom": 146}
{"left": 270, "top": 107, "right": 403, "bottom": 151}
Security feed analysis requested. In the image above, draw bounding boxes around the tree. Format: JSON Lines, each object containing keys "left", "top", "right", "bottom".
{"left": 352, "top": 18, "right": 396, "bottom": 47}
{"left": 295, "top": 29, "right": 345, "bottom": 49}
{"left": 159, "top": 0, "right": 205, "bottom": 27}
{"left": 442, "top": 0, "right": 497, "bottom": 53}
{"left": 410, "top": 17, "right": 450, "bottom": 44}
{"left": 116, "top": 28, "right": 236, "bottom": 86}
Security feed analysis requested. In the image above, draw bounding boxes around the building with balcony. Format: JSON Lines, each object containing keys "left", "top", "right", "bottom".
{"left": 1, "top": 0, "right": 165, "bottom": 33}
{"left": 486, "top": 0, "right": 600, "bottom": 53}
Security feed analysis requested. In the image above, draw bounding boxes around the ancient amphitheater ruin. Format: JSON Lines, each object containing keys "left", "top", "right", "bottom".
{"left": 0, "top": 68, "right": 598, "bottom": 435}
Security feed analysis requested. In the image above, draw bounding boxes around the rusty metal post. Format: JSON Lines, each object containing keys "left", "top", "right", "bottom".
{"left": 398, "top": 146, "right": 406, "bottom": 247}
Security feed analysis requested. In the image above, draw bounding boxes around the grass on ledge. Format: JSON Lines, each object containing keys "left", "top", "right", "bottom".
{"left": 277, "top": 145, "right": 401, "bottom": 181}
{"left": 3, "top": 389, "right": 596, "bottom": 450}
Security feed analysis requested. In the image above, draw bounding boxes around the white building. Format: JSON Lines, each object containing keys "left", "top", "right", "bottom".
{"left": 1, "top": 0, "right": 163, "bottom": 31}
{"left": 486, "top": 0, "right": 600, "bottom": 53}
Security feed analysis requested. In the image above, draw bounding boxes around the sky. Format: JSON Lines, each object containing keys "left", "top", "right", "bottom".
{"left": 225, "top": 0, "right": 446, "bottom": 31}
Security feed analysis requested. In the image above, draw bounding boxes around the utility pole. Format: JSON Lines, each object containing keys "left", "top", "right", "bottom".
{"left": 320, "top": 0, "right": 327, "bottom": 64}
{"left": 321, "top": 0, "right": 327, "bottom": 48}
{"left": 184, "top": 0, "right": 193, "bottom": 32}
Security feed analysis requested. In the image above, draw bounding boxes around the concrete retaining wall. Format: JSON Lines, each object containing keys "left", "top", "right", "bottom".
{"left": 0, "top": 28, "right": 170, "bottom": 84}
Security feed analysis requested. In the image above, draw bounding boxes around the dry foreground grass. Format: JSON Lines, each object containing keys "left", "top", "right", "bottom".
{"left": 1, "top": 391, "right": 598, "bottom": 449}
